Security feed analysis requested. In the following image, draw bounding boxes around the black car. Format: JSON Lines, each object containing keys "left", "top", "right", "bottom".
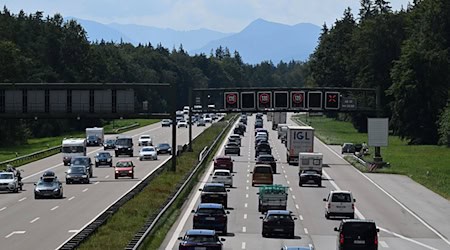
{"left": 238, "top": 123, "right": 247, "bottom": 132}
{"left": 94, "top": 151, "right": 113, "bottom": 167}
{"left": 66, "top": 165, "right": 90, "bottom": 184}
{"left": 255, "top": 138, "right": 269, "bottom": 148}
{"left": 34, "top": 174, "right": 63, "bottom": 199}
{"left": 254, "top": 121, "right": 263, "bottom": 129}
{"left": 299, "top": 170, "right": 322, "bottom": 187}
{"left": 261, "top": 210, "right": 297, "bottom": 238}
{"left": 334, "top": 219, "right": 379, "bottom": 250}
{"left": 192, "top": 203, "right": 230, "bottom": 234}
{"left": 233, "top": 127, "right": 244, "bottom": 136}
{"left": 200, "top": 183, "right": 230, "bottom": 208}
{"left": 224, "top": 142, "right": 240, "bottom": 156}
{"left": 70, "top": 156, "right": 93, "bottom": 177}
{"left": 115, "top": 136, "right": 134, "bottom": 157}
{"left": 341, "top": 143, "right": 356, "bottom": 154}
{"left": 255, "top": 143, "right": 272, "bottom": 158}
{"left": 178, "top": 229, "right": 225, "bottom": 250}
{"left": 86, "top": 135, "right": 100, "bottom": 146}
{"left": 256, "top": 154, "right": 277, "bottom": 173}
{"left": 156, "top": 143, "right": 172, "bottom": 154}
{"left": 103, "top": 139, "right": 116, "bottom": 150}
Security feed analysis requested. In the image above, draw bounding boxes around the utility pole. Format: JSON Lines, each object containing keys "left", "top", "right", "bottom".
{"left": 188, "top": 87, "right": 193, "bottom": 152}
{"left": 171, "top": 83, "right": 177, "bottom": 171}
{"left": 374, "top": 86, "right": 382, "bottom": 163}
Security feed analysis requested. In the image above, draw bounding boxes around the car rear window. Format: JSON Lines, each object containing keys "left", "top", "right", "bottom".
{"left": 216, "top": 157, "right": 231, "bottom": 162}
{"left": 203, "top": 186, "right": 226, "bottom": 192}
{"left": 197, "top": 208, "right": 225, "bottom": 215}
{"left": 332, "top": 193, "right": 352, "bottom": 202}
{"left": 186, "top": 235, "right": 217, "bottom": 243}
{"left": 342, "top": 222, "right": 377, "bottom": 236}
{"left": 254, "top": 167, "right": 272, "bottom": 173}
{"left": 215, "top": 171, "right": 230, "bottom": 176}
{"left": 258, "top": 156, "right": 273, "bottom": 161}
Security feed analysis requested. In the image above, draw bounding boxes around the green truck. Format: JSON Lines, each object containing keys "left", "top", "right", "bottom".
{"left": 257, "top": 185, "right": 288, "bottom": 213}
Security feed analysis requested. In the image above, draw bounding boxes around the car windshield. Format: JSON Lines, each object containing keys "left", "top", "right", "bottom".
{"left": 185, "top": 235, "right": 217, "bottom": 243}
{"left": 0, "top": 173, "right": 13, "bottom": 179}
{"left": 332, "top": 193, "right": 352, "bottom": 202}
{"left": 258, "top": 156, "right": 274, "bottom": 161}
{"left": 37, "top": 180, "right": 57, "bottom": 187}
{"left": 106, "top": 140, "right": 115, "bottom": 144}
{"left": 303, "top": 170, "right": 319, "bottom": 175}
{"left": 216, "top": 158, "right": 231, "bottom": 162}
{"left": 98, "top": 152, "right": 110, "bottom": 157}
{"left": 214, "top": 172, "right": 230, "bottom": 176}
{"left": 88, "top": 135, "right": 97, "bottom": 139}
{"left": 116, "top": 161, "right": 133, "bottom": 167}
{"left": 197, "top": 208, "right": 225, "bottom": 215}
{"left": 140, "top": 136, "right": 150, "bottom": 139}
{"left": 71, "top": 158, "right": 89, "bottom": 165}
{"left": 342, "top": 222, "right": 377, "bottom": 237}
{"left": 68, "top": 166, "right": 86, "bottom": 173}
{"left": 203, "top": 186, "right": 226, "bottom": 192}
{"left": 62, "top": 146, "right": 84, "bottom": 153}
{"left": 142, "top": 148, "right": 155, "bottom": 152}
{"left": 115, "top": 139, "right": 131, "bottom": 146}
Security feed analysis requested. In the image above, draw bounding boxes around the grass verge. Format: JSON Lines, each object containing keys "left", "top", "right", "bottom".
{"left": 77, "top": 115, "right": 235, "bottom": 250}
{"left": 103, "top": 119, "right": 160, "bottom": 134}
{"left": 293, "top": 115, "right": 450, "bottom": 200}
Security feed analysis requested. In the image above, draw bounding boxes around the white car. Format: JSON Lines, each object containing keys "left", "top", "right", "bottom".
{"left": 204, "top": 116, "right": 212, "bottom": 123}
{"left": 0, "top": 172, "right": 19, "bottom": 193}
{"left": 211, "top": 169, "right": 233, "bottom": 187}
{"left": 177, "top": 120, "right": 188, "bottom": 128}
{"left": 323, "top": 190, "right": 355, "bottom": 219}
{"left": 138, "top": 135, "right": 152, "bottom": 146}
{"left": 139, "top": 146, "right": 158, "bottom": 161}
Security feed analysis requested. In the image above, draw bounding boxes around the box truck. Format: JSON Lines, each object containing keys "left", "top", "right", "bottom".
{"left": 272, "top": 112, "right": 287, "bottom": 130}
{"left": 299, "top": 152, "right": 323, "bottom": 175}
{"left": 86, "top": 127, "right": 104, "bottom": 146}
{"left": 286, "top": 126, "right": 314, "bottom": 165}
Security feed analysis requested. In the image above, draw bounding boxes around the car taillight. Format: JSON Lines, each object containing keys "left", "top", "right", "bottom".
{"left": 340, "top": 233, "right": 344, "bottom": 244}
{"left": 352, "top": 204, "right": 354, "bottom": 210}
{"left": 375, "top": 234, "right": 378, "bottom": 245}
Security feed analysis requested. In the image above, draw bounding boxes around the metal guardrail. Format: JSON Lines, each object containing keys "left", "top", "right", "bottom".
{"left": 0, "top": 146, "right": 61, "bottom": 169}
{"left": 125, "top": 116, "right": 236, "bottom": 250}
{"left": 113, "top": 123, "right": 140, "bottom": 133}
{"left": 198, "top": 146, "right": 208, "bottom": 161}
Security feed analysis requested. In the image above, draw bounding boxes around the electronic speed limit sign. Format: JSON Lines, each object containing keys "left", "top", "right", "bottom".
{"left": 224, "top": 92, "right": 238, "bottom": 110}
{"left": 290, "top": 91, "right": 305, "bottom": 109}
{"left": 257, "top": 91, "right": 272, "bottom": 110}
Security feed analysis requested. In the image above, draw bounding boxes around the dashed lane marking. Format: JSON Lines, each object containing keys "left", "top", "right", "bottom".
{"left": 295, "top": 204, "right": 299, "bottom": 210}
{"left": 94, "top": 181, "right": 100, "bottom": 185}
{"left": 50, "top": 206, "right": 59, "bottom": 211}
{"left": 289, "top": 188, "right": 293, "bottom": 192}
{"left": 299, "top": 215, "right": 304, "bottom": 220}
{"left": 244, "top": 214, "right": 247, "bottom": 219}
{"left": 244, "top": 203, "right": 248, "bottom": 208}
{"left": 304, "top": 228, "right": 309, "bottom": 234}
{"left": 246, "top": 186, "right": 249, "bottom": 190}
{"left": 30, "top": 217, "right": 39, "bottom": 223}
{"left": 82, "top": 188, "right": 88, "bottom": 192}
{"left": 245, "top": 194, "right": 249, "bottom": 198}
{"left": 380, "top": 241, "right": 389, "bottom": 248}
{"left": 287, "top": 180, "right": 290, "bottom": 185}
{"left": 68, "top": 196, "right": 75, "bottom": 201}
{"left": 18, "top": 197, "right": 26, "bottom": 202}
{"left": 242, "top": 226, "right": 246, "bottom": 232}
{"left": 292, "top": 195, "right": 296, "bottom": 200}
{"left": 105, "top": 175, "right": 110, "bottom": 179}
{"left": 5, "top": 231, "right": 25, "bottom": 238}
{"left": 0, "top": 207, "right": 6, "bottom": 212}
{"left": 242, "top": 242, "right": 246, "bottom": 249}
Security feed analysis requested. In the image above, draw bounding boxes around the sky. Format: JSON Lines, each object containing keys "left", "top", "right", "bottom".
{"left": 2, "top": 0, "right": 411, "bottom": 33}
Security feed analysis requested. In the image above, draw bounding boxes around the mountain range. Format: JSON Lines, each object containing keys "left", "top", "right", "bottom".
{"left": 70, "top": 17, "right": 321, "bottom": 64}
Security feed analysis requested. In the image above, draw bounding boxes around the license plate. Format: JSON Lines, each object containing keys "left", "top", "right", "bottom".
{"left": 307, "top": 180, "right": 315, "bottom": 183}
{"left": 210, "top": 195, "right": 218, "bottom": 197}
{"left": 205, "top": 217, "right": 215, "bottom": 221}
{"left": 354, "top": 240, "right": 365, "bottom": 244}
{"left": 195, "top": 247, "right": 206, "bottom": 250}
{"left": 220, "top": 164, "right": 227, "bottom": 167}
{"left": 274, "top": 228, "right": 284, "bottom": 232}
{"left": 336, "top": 205, "right": 346, "bottom": 208}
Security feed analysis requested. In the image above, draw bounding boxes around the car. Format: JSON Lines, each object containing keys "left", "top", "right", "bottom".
{"left": 228, "top": 134, "right": 241, "bottom": 146}
{"left": 255, "top": 138, "right": 269, "bottom": 148}
{"left": 227, "top": 137, "right": 240, "bottom": 147}
{"left": 115, "top": 135, "right": 134, "bottom": 157}
{"left": 233, "top": 126, "right": 244, "bottom": 136}
{"left": 66, "top": 165, "right": 90, "bottom": 184}
{"left": 255, "top": 128, "right": 268, "bottom": 136}
{"left": 211, "top": 169, "right": 233, "bottom": 187}
{"left": 255, "top": 143, "right": 272, "bottom": 158}
{"left": 178, "top": 229, "right": 225, "bottom": 250}
{"left": 256, "top": 154, "right": 277, "bottom": 173}
{"left": 138, "top": 135, "right": 152, "bottom": 146}
{"left": 281, "top": 246, "right": 314, "bottom": 250}
{"left": 200, "top": 183, "right": 230, "bottom": 208}
{"left": 0, "top": 171, "right": 19, "bottom": 193}
{"left": 260, "top": 210, "right": 297, "bottom": 238}
{"left": 251, "top": 164, "right": 273, "bottom": 186}
{"left": 70, "top": 156, "right": 93, "bottom": 177}
{"left": 334, "top": 219, "right": 379, "bottom": 250}
{"left": 161, "top": 119, "right": 172, "bottom": 127}
{"left": 139, "top": 146, "right": 158, "bottom": 161}
{"left": 213, "top": 156, "right": 234, "bottom": 172}
{"left": 204, "top": 116, "right": 212, "bottom": 123}
{"left": 255, "top": 121, "right": 263, "bottom": 129}
{"left": 197, "top": 119, "right": 206, "bottom": 126}
{"left": 240, "top": 117, "right": 247, "bottom": 125}
{"left": 86, "top": 135, "right": 101, "bottom": 146}
{"left": 342, "top": 143, "right": 356, "bottom": 154}
{"left": 115, "top": 160, "right": 135, "bottom": 179}
{"left": 156, "top": 143, "right": 171, "bottom": 154}
{"left": 177, "top": 120, "right": 188, "bottom": 128}
{"left": 299, "top": 170, "right": 322, "bottom": 187}
{"left": 34, "top": 174, "right": 63, "bottom": 199}
{"left": 103, "top": 139, "right": 116, "bottom": 150}
{"left": 237, "top": 123, "right": 246, "bottom": 132}
{"left": 94, "top": 151, "right": 113, "bottom": 167}
{"left": 256, "top": 113, "right": 263, "bottom": 119}
{"left": 224, "top": 142, "right": 240, "bottom": 156}
{"left": 192, "top": 203, "right": 230, "bottom": 234}
{"left": 324, "top": 190, "right": 356, "bottom": 219}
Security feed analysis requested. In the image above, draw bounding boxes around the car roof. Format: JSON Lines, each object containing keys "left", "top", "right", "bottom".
{"left": 267, "top": 210, "right": 291, "bottom": 215}
{"left": 330, "top": 190, "right": 352, "bottom": 194}
{"left": 203, "top": 182, "right": 225, "bottom": 187}
{"left": 198, "top": 203, "right": 224, "bottom": 209}
{"left": 283, "top": 247, "right": 313, "bottom": 250}
{"left": 186, "top": 229, "right": 216, "bottom": 236}
{"left": 215, "top": 155, "right": 231, "bottom": 159}
{"left": 342, "top": 218, "right": 376, "bottom": 224}
{"left": 214, "top": 169, "right": 230, "bottom": 173}
{"left": 257, "top": 154, "right": 274, "bottom": 158}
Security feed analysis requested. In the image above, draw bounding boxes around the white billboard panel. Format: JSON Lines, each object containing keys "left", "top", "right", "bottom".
{"left": 368, "top": 118, "right": 389, "bottom": 147}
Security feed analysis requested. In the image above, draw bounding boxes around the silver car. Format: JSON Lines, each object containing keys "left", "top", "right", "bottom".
{"left": 0, "top": 172, "right": 19, "bottom": 193}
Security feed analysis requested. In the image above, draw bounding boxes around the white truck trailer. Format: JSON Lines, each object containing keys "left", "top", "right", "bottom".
{"left": 62, "top": 138, "right": 87, "bottom": 165}
{"left": 299, "top": 152, "right": 323, "bottom": 175}
{"left": 272, "top": 112, "right": 287, "bottom": 130}
{"left": 286, "top": 126, "right": 314, "bottom": 165}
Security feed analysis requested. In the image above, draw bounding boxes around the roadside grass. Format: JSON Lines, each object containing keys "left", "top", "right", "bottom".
{"left": 294, "top": 115, "right": 450, "bottom": 200}
{"left": 103, "top": 119, "right": 160, "bottom": 134}
{"left": 77, "top": 115, "right": 234, "bottom": 250}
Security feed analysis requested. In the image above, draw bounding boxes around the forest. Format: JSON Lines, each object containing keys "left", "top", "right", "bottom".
{"left": 0, "top": 0, "right": 449, "bottom": 146}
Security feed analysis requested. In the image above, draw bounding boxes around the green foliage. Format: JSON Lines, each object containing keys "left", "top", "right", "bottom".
{"left": 437, "top": 102, "right": 450, "bottom": 146}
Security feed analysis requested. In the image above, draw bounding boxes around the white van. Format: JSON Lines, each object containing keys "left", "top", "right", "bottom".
{"left": 183, "top": 106, "right": 190, "bottom": 114}
{"left": 277, "top": 124, "right": 288, "bottom": 139}
{"left": 323, "top": 190, "right": 355, "bottom": 219}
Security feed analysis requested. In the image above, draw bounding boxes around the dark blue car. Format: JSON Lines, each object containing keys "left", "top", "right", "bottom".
{"left": 192, "top": 203, "right": 229, "bottom": 235}
{"left": 178, "top": 229, "right": 225, "bottom": 250}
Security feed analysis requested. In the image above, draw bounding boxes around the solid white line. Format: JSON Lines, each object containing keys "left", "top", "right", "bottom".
{"left": 242, "top": 226, "right": 246, "bottom": 232}
{"left": 379, "top": 227, "right": 437, "bottom": 250}
{"left": 105, "top": 175, "right": 110, "bottom": 179}
{"left": 299, "top": 215, "right": 304, "bottom": 220}
{"left": 82, "top": 188, "right": 88, "bottom": 192}
{"left": 30, "top": 217, "right": 40, "bottom": 223}
{"left": 68, "top": 196, "right": 75, "bottom": 201}
{"left": 244, "top": 214, "right": 247, "bottom": 219}
{"left": 5, "top": 231, "right": 26, "bottom": 238}
{"left": 51, "top": 206, "right": 59, "bottom": 211}
{"left": 18, "top": 197, "right": 26, "bottom": 202}
{"left": 68, "top": 230, "right": 79, "bottom": 233}
{"left": 304, "top": 228, "right": 309, "bottom": 234}
{"left": 241, "top": 242, "right": 246, "bottom": 249}
{"left": 380, "top": 241, "right": 389, "bottom": 248}
{"left": 0, "top": 207, "right": 6, "bottom": 212}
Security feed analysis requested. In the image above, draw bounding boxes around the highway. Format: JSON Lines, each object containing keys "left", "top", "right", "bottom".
{"left": 163, "top": 114, "right": 450, "bottom": 250}
{"left": 0, "top": 120, "right": 214, "bottom": 250}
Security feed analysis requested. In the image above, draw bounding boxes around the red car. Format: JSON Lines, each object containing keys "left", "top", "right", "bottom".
{"left": 115, "top": 160, "right": 135, "bottom": 179}
{"left": 214, "top": 156, "right": 234, "bottom": 172}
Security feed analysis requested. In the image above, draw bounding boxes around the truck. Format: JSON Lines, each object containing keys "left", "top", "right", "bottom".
{"left": 267, "top": 112, "right": 274, "bottom": 122}
{"left": 62, "top": 138, "right": 87, "bottom": 165}
{"left": 86, "top": 127, "right": 104, "bottom": 146}
{"left": 299, "top": 152, "right": 323, "bottom": 175}
{"left": 257, "top": 184, "right": 288, "bottom": 213}
{"left": 286, "top": 126, "right": 314, "bottom": 165}
{"left": 272, "top": 112, "right": 287, "bottom": 130}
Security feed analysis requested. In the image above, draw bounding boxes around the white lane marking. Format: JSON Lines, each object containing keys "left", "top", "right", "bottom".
{"left": 18, "top": 197, "right": 26, "bottom": 202}
{"left": 82, "top": 188, "right": 88, "bottom": 192}
{"left": 379, "top": 227, "right": 437, "bottom": 250}
{"left": 244, "top": 203, "right": 248, "bottom": 208}
{"left": 380, "top": 241, "right": 389, "bottom": 248}
{"left": 289, "top": 187, "right": 293, "bottom": 192}
{"left": 94, "top": 181, "right": 100, "bottom": 185}
{"left": 68, "top": 230, "right": 79, "bottom": 233}
{"left": 287, "top": 180, "right": 290, "bottom": 185}
{"left": 299, "top": 215, "right": 304, "bottom": 220}
{"left": 245, "top": 194, "right": 249, "bottom": 198}
{"left": 50, "top": 206, "right": 59, "bottom": 211}
{"left": 30, "top": 217, "right": 40, "bottom": 223}
{"left": 244, "top": 214, "right": 247, "bottom": 219}
{"left": 0, "top": 207, "right": 6, "bottom": 212}
{"left": 317, "top": 138, "right": 450, "bottom": 246}
{"left": 105, "top": 175, "right": 110, "bottom": 179}
{"left": 68, "top": 196, "right": 75, "bottom": 201}
{"left": 246, "top": 180, "right": 249, "bottom": 183}
{"left": 247, "top": 174, "right": 249, "bottom": 177}
{"left": 292, "top": 195, "right": 296, "bottom": 200}
{"left": 246, "top": 186, "right": 249, "bottom": 190}
{"left": 242, "top": 226, "right": 246, "bottom": 232}
{"left": 241, "top": 242, "right": 246, "bottom": 249}
{"left": 304, "top": 228, "right": 309, "bottom": 234}
{"left": 295, "top": 204, "right": 299, "bottom": 210}
{"left": 5, "top": 231, "right": 26, "bottom": 238}
{"left": 284, "top": 175, "right": 288, "bottom": 178}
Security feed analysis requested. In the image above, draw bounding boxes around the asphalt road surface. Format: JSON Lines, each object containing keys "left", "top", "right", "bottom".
{"left": 162, "top": 114, "right": 450, "bottom": 250}
{"left": 0, "top": 119, "right": 217, "bottom": 250}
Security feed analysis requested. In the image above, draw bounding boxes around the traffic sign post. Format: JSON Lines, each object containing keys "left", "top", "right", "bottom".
{"left": 290, "top": 91, "right": 305, "bottom": 109}
{"left": 257, "top": 91, "right": 272, "bottom": 110}
{"left": 307, "top": 91, "right": 322, "bottom": 110}
{"left": 241, "top": 92, "right": 256, "bottom": 110}
{"left": 274, "top": 91, "right": 288, "bottom": 109}
{"left": 325, "top": 92, "right": 340, "bottom": 110}
{"left": 224, "top": 92, "right": 239, "bottom": 110}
